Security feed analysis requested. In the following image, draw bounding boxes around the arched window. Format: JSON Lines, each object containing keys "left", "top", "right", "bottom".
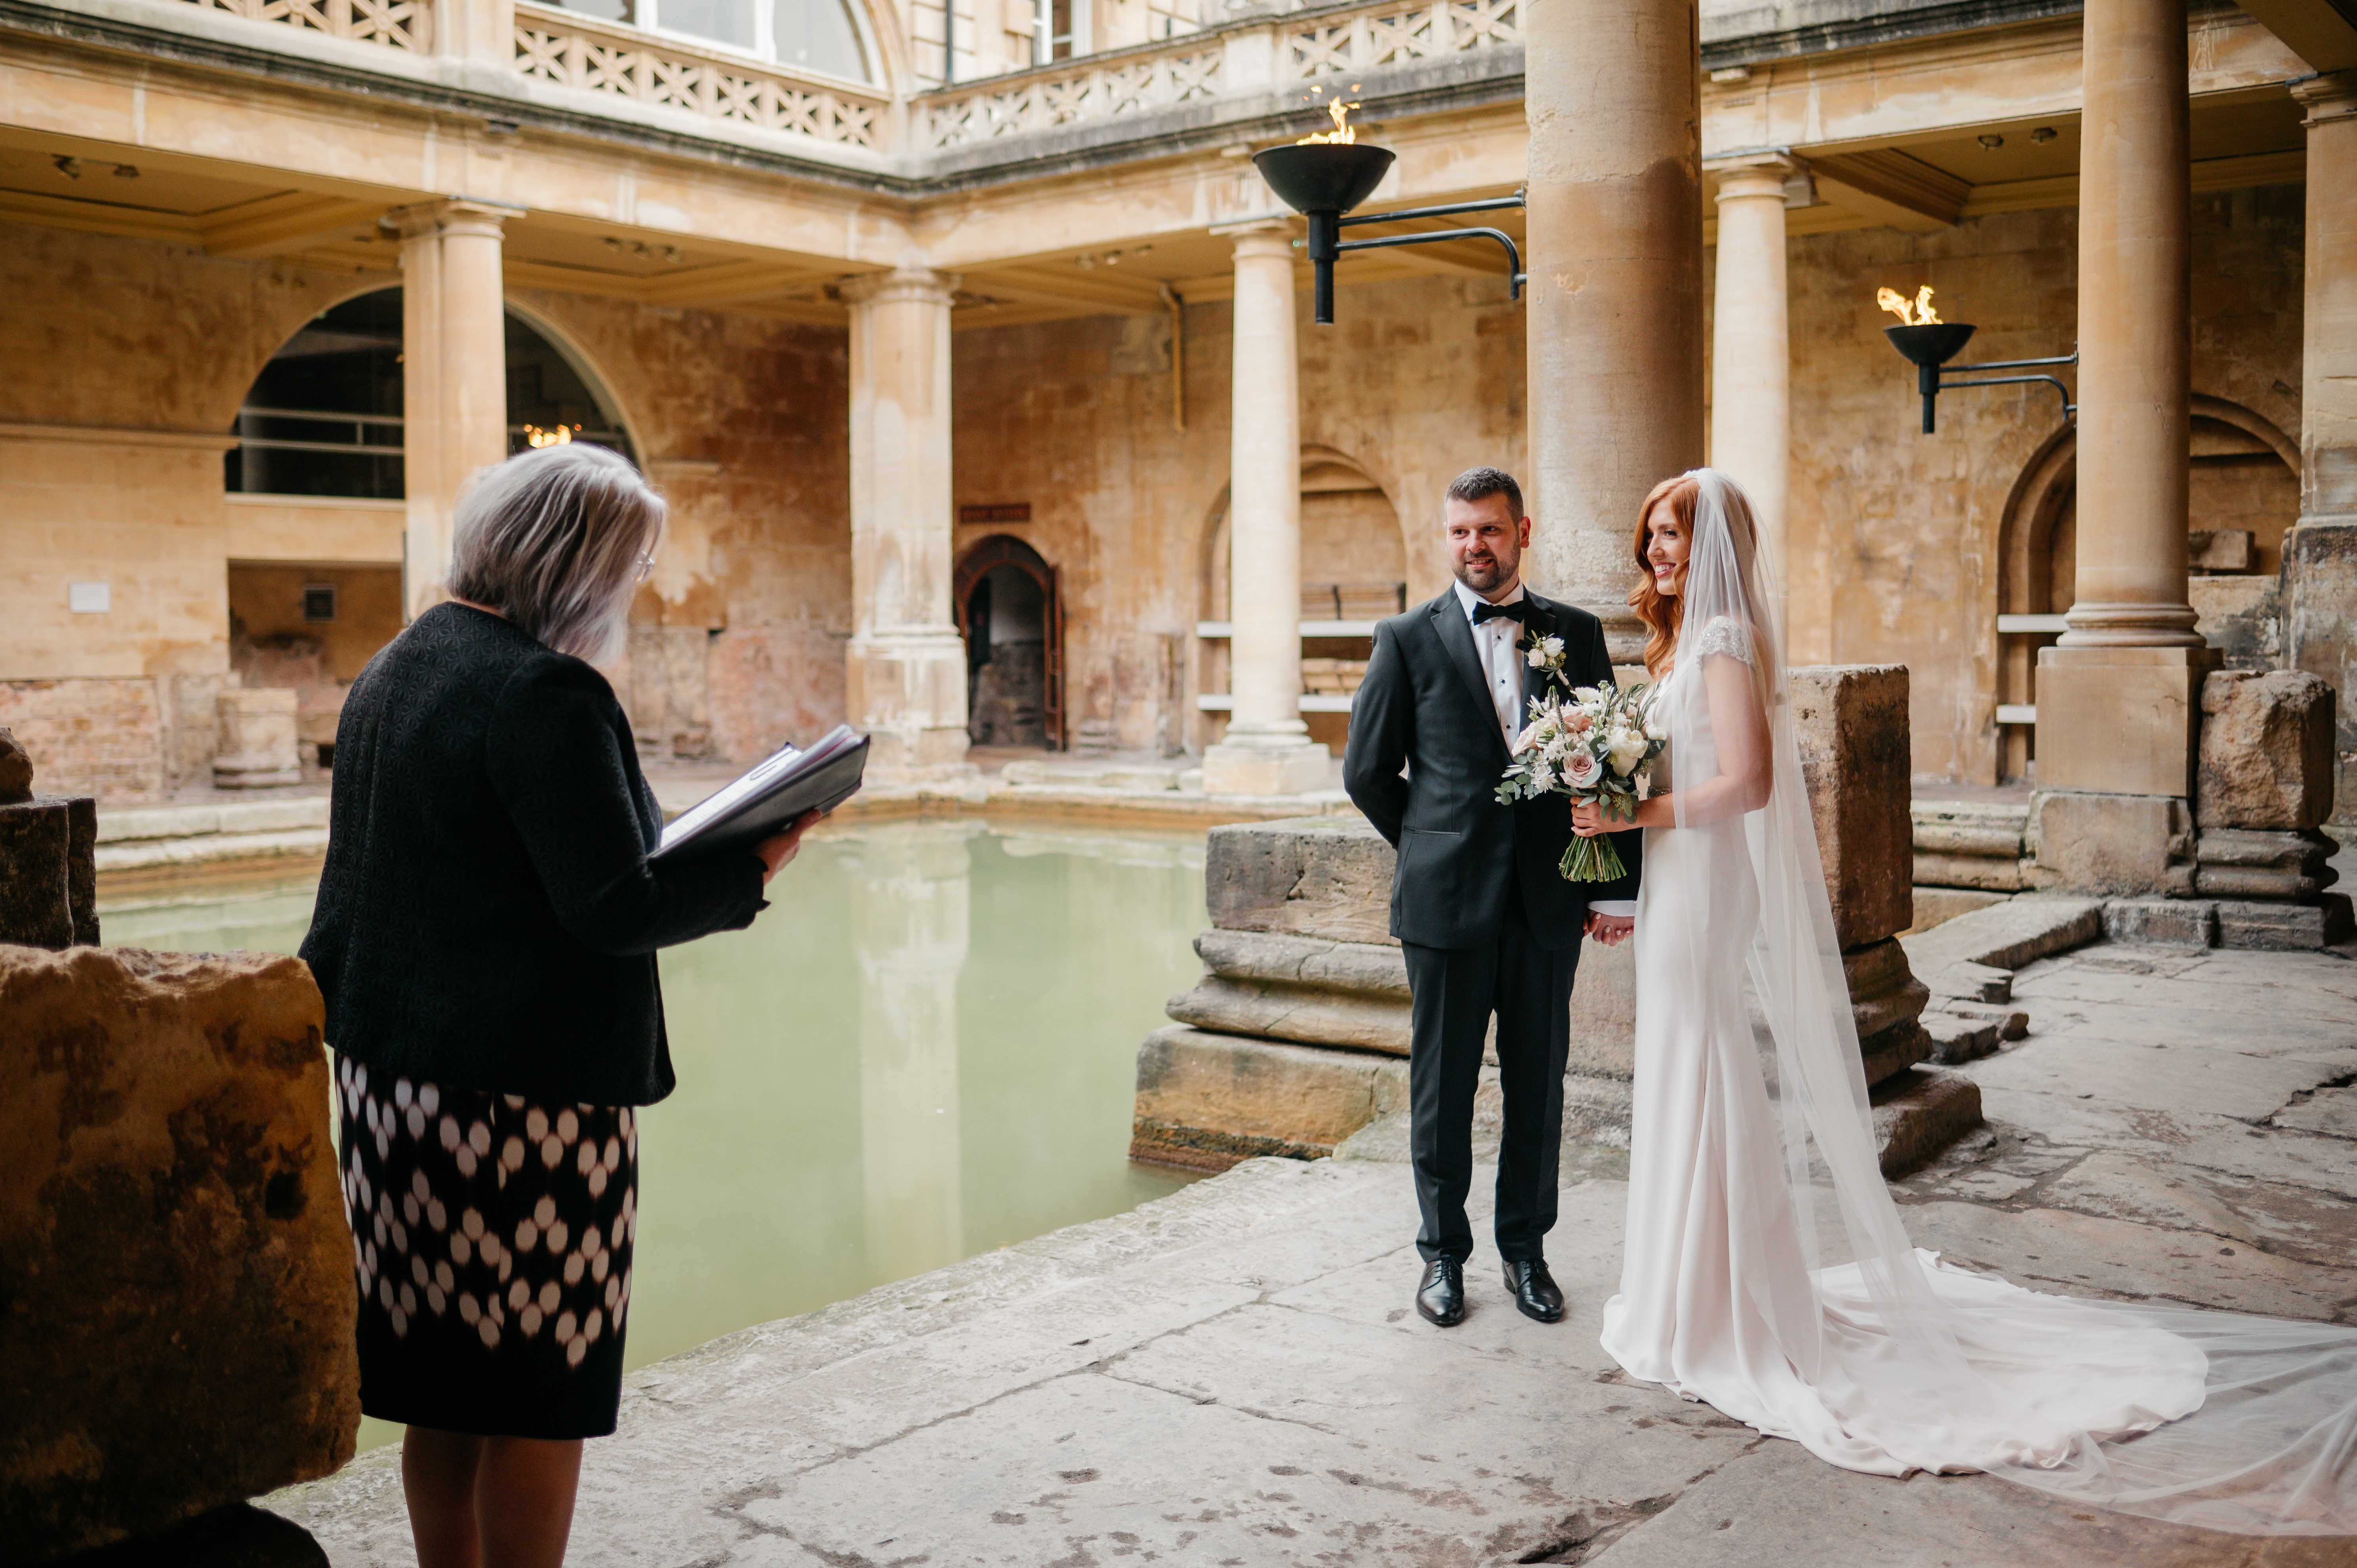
{"left": 548, "top": 0, "right": 872, "bottom": 80}
{"left": 228, "top": 288, "right": 637, "bottom": 498}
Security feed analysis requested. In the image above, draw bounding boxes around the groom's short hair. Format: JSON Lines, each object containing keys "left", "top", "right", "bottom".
{"left": 1446, "top": 466, "right": 1524, "bottom": 521}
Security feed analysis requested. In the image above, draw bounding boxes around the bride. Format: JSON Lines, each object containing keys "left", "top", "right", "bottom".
{"left": 1565, "top": 468, "right": 2357, "bottom": 1535}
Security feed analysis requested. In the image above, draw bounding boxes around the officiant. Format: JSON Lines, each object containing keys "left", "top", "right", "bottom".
{"left": 1343, "top": 467, "right": 1640, "bottom": 1330}
{"left": 299, "top": 442, "right": 818, "bottom": 1568}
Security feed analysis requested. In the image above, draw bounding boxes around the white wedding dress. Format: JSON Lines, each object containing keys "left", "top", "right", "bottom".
{"left": 1596, "top": 470, "right": 2357, "bottom": 1535}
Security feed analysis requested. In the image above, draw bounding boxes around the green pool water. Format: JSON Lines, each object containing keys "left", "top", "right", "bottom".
{"left": 99, "top": 818, "right": 1209, "bottom": 1451}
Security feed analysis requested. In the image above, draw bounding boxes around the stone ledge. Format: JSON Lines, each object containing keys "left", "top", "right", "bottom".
{"left": 1900, "top": 894, "right": 2104, "bottom": 975}
{"left": 94, "top": 826, "right": 330, "bottom": 873}
{"left": 96, "top": 794, "right": 330, "bottom": 844}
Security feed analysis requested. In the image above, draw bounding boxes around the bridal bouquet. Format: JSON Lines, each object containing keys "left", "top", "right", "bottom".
{"left": 1494, "top": 657, "right": 1665, "bottom": 883}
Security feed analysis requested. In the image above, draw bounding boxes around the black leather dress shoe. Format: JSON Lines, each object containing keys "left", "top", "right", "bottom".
{"left": 1416, "top": 1257, "right": 1466, "bottom": 1326}
{"left": 1504, "top": 1260, "right": 1565, "bottom": 1323}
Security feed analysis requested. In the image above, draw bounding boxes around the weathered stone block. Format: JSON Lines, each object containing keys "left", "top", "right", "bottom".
{"left": 2198, "top": 670, "right": 2335, "bottom": 830}
{"left": 2106, "top": 898, "right": 2217, "bottom": 946}
{"left": 0, "top": 728, "right": 98, "bottom": 949}
{"left": 1901, "top": 894, "right": 2105, "bottom": 974}
{"left": 2193, "top": 827, "right": 2337, "bottom": 900}
{"left": 1789, "top": 665, "right": 1912, "bottom": 950}
{"left": 1919, "top": 1012, "right": 2001, "bottom": 1066}
{"left": 2216, "top": 895, "right": 2355, "bottom": 951}
{"left": 2286, "top": 518, "right": 2357, "bottom": 830}
{"left": 1858, "top": 1019, "right": 1935, "bottom": 1086}
{"left": 1842, "top": 937, "right": 1930, "bottom": 1041}
{"left": 0, "top": 798, "right": 75, "bottom": 948}
{"left": 214, "top": 687, "right": 301, "bottom": 790}
{"left": 1131, "top": 1024, "right": 1405, "bottom": 1169}
{"left": 1204, "top": 816, "right": 1395, "bottom": 946}
{"left": 1870, "top": 1066, "right": 1984, "bottom": 1176}
{"left": 2189, "top": 572, "right": 2280, "bottom": 672}
{"left": 1164, "top": 974, "right": 1411, "bottom": 1055}
{"left": 0, "top": 945, "right": 358, "bottom": 1557}
{"left": 2030, "top": 791, "right": 2197, "bottom": 896}
{"left": 1193, "top": 929, "right": 1408, "bottom": 997}
{"left": 1937, "top": 999, "right": 2029, "bottom": 1040}
{"left": 1905, "top": 886, "right": 2010, "bottom": 934}
{"left": 1925, "top": 959, "right": 2010, "bottom": 1004}
{"left": 2033, "top": 645, "right": 2214, "bottom": 799}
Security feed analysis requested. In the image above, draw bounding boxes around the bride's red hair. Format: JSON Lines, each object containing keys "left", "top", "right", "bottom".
{"left": 1629, "top": 474, "right": 1699, "bottom": 678}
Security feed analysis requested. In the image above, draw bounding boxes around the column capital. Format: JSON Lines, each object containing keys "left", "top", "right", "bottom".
{"left": 1706, "top": 151, "right": 1803, "bottom": 205}
{"left": 838, "top": 267, "right": 960, "bottom": 308}
{"left": 389, "top": 197, "right": 521, "bottom": 242}
{"left": 1212, "top": 217, "right": 1297, "bottom": 256}
{"left": 2292, "top": 69, "right": 2357, "bottom": 124}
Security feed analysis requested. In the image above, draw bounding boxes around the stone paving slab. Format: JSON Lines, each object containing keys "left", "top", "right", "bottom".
{"left": 1586, "top": 1432, "right": 2355, "bottom": 1568}
{"left": 267, "top": 940, "right": 2357, "bottom": 1566}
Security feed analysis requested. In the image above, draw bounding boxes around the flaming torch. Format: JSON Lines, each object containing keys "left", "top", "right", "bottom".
{"left": 1251, "top": 95, "right": 1526, "bottom": 325}
{"left": 1873, "top": 285, "right": 2075, "bottom": 434}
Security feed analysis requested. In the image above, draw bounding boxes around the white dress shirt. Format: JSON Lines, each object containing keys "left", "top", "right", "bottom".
{"left": 1453, "top": 577, "right": 1635, "bottom": 921}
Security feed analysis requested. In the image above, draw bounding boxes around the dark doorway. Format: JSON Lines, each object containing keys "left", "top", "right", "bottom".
{"left": 956, "top": 535, "right": 1060, "bottom": 750}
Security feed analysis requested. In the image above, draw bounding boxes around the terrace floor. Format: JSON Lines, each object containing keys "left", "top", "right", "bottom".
{"left": 265, "top": 937, "right": 2357, "bottom": 1566}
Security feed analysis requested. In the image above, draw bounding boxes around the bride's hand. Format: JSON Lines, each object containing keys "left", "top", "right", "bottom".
{"left": 1570, "top": 800, "right": 1619, "bottom": 837}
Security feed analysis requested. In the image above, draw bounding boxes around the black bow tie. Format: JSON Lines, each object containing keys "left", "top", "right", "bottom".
{"left": 1471, "top": 599, "right": 1531, "bottom": 626}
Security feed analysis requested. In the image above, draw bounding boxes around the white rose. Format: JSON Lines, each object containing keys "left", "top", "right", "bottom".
{"left": 1607, "top": 730, "right": 1649, "bottom": 776}
{"left": 1563, "top": 749, "right": 1603, "bottom": 789}
{"left": 1524, "top": 643, "right": 1549, "bottom": 669}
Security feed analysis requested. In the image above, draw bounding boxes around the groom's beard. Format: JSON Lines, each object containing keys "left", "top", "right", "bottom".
{"left": 1454, "top": 549, "right": 1518, "bottom": 595}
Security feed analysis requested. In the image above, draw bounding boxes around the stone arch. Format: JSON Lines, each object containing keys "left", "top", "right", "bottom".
{"left": 1992, "top": 392, "right": 2298, "bottom": 779}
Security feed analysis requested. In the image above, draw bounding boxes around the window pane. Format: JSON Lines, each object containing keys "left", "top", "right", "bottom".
{"left": 663, "top": 0, "right": 757, "bottom": 48}
{"left": 776, "top": 0, "right": 870, "bottom": 78}
{"left": 555, "top": 0, "right": 634, "bottom": 22}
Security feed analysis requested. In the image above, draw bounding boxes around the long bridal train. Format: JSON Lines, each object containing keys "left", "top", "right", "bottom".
{"left": 1595, "top": 468, "right": 2357, "bottom": 1537}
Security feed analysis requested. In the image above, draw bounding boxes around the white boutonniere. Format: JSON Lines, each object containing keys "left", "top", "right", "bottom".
{"left": 1521, "top": 631, "right": 1568, "bottom": 685}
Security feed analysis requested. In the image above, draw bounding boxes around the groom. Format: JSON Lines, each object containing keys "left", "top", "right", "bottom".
{"left": 1343, "top": 467, "right": 1639, "bottom": 1327}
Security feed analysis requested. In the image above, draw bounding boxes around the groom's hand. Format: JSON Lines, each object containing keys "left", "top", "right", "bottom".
{"left": 1585, "top": 911, "right": 1633, "bottom": 947}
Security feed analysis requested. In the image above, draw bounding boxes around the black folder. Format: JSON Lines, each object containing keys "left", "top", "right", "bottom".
{"left": 652, "top": 725, "right": 868, "bottom": 862}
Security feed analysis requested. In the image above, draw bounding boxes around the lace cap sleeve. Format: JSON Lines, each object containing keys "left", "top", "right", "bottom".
{"left": 1694, "top": 615, "right": 1755, "bottom": 666}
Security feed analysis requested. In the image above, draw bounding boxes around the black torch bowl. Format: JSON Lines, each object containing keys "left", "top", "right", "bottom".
{"left": 1252, "top": 142, "right": 1395, "bottom": 217}
{"left": 1883, "top": 322, "right": 1978, "bottom": 368}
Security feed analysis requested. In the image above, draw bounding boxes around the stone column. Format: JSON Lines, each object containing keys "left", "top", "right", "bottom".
{"left": 1709, "top": 155, "right": 1796, "bottom": 636}
{"left": 2030, "top": 0, "right": 2213, "bottom": 893}
{"left": 396, "top": 200, "right": 512, "bottom": 621}
{"left": 841, "top": 268, "right": 973, "bottom": 785}
{"left": 2286, "top": 72, "right": 2357, "bottom": 830}
{"left": 1203, "top": 222, "right": 1329, "bottom": 796}
{"left": 1523, "top": 0, "right": 1704, "bottom": 663}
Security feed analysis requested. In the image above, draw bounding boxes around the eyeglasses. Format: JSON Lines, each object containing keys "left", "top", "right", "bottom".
{"left": 634, "top": 553, "right": 656, "bottom": 585}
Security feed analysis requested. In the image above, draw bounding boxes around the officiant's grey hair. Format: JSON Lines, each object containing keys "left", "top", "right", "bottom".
{"left": 449, "top": 442, "right": 663, "bottom": 665}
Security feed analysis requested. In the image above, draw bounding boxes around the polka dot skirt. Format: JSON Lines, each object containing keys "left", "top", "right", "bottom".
{"left": 336, "top": 1054, "right": 639, "bottom": 1439}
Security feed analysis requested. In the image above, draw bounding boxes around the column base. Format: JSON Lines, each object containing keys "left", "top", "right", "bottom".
{"left": 846, "top": 628, "right": 976, "bottom": 789}
{"left": 2030, "top": 791, "right": 2197, "bottom": 897}
{"left": 2033, "top": 644, "right": 2217, "bottom": 798}
{"left": 1201, "top": 740, "right": 1331, "bottom": 797}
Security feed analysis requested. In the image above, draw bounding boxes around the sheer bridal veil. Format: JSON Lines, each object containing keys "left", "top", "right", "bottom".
{"left": 1661, "top": 467, "right": 2357, "bottom": 1535}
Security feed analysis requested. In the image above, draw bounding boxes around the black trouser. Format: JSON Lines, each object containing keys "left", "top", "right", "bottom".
{"left": 1401, "top": 905, "right": 1579, "bottom": 1267}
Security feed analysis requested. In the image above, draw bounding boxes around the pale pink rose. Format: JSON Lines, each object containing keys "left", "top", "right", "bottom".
{"left": 1563, "top": 749, "right": 1603, "bottom": 789}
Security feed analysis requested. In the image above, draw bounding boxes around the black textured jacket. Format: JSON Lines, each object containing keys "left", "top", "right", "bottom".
{"left": 299, "top": 603, "right": 767, "bottom": 1106}
{"left": 1342, "top": 587, "right": 1641, "bottom": 951}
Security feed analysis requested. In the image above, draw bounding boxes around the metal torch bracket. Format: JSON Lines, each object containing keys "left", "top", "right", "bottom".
{"left": 1918, "top": 348, "right": 2078, "bottom": 434}
{"left": 1306, "top": 193, "right": 1527, "bottom": 323}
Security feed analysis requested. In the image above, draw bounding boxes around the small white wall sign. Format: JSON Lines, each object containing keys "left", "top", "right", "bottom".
{"left": 68, "top": 582, "right": 111, "bottom": 614}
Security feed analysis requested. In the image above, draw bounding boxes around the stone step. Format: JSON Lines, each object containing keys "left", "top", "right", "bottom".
{"left": 1870, "top": 1066, "right": 1985, "bottom": 1177}
{"left": 1163, "top": 975, "right": 1411, "bottom": 1055}
{"left": 1919, "top": 1012, "right": 2001, "bottom": 1065}
{"left": 1927, "top": 959, "right": 2011, "bottom": 1003}
{"left": 96, "top": 794, "right": 329, "bottom": 843}
{"left": 1934, "top": 998, "right": 2029, "bottom": 1040}
{"left": 94, "top": 827, "right": 330, "bottom": 874}
{"left": 1899, "top": 894, "right": 2103, "bottom": 975}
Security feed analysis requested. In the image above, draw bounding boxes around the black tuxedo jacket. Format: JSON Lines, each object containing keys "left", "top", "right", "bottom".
{"left": 1342, "top": 586, "right": 1641, "bottom": 952}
